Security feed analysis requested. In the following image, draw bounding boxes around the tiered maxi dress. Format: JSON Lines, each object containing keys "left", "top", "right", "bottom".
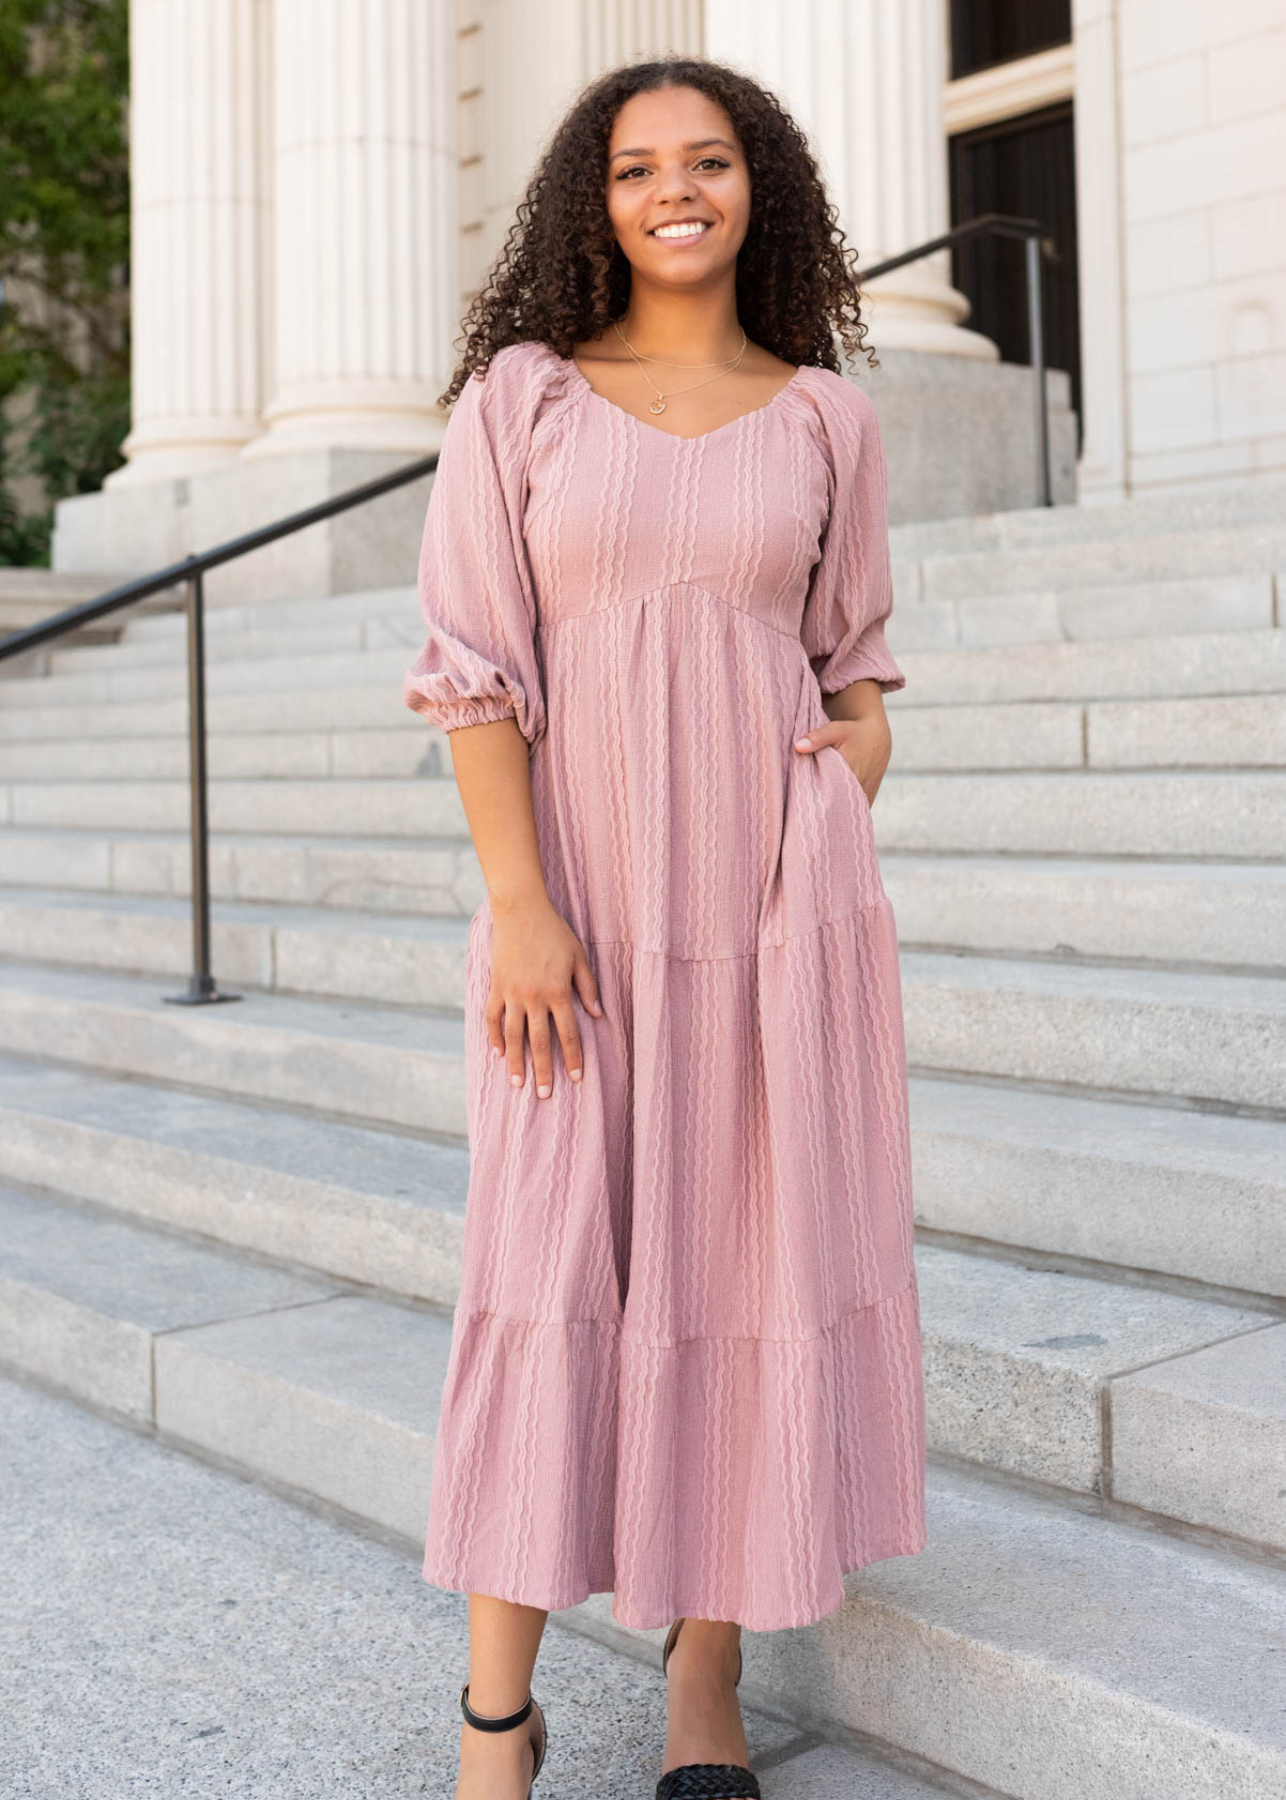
{"left": 403, "top": 337, "right": 927, "bottom": 1634}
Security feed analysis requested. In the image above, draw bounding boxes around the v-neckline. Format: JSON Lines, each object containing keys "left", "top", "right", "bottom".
{"left": 565, "top": 352, "right": 806, "bottom": 445}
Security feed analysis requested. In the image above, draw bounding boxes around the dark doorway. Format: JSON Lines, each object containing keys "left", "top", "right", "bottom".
{"left": 948, "top": 101, "right": 1082, "bottom": 451}
{"left": 950, "top": 0, "right": 1072, "bottom": 79}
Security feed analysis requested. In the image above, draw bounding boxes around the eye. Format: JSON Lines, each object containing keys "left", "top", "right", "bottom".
{"left": 614, "top": 156, "right": 731, "bottom": 180}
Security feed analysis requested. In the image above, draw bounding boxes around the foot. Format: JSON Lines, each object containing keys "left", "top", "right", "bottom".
{"left": 453, "top": 1698, "right": 544, "bottom": 1799}
{"left": 661, "top": 1620, "right": 754, "bottom": 1797}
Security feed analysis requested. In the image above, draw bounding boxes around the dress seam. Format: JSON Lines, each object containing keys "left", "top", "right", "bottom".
{"left": 452, "top": 1268, "right": 917, "bottom": 1350}
{"left": 581, "top": 897, "right": 887, "bottom": 963}
{"left": 534, "top": 581, "right": 808, "bottom": 647}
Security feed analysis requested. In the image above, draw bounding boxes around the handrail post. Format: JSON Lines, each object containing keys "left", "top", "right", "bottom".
{"left": 164, "top": 568, "right": 240, "bottom": 1006}
{"left": 1026, "top": 232, "right": 1053, "bottom": 507}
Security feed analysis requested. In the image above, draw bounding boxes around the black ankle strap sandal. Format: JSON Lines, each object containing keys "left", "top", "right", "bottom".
{"left": 459, "top": 1680, "right": 548, "bottom": 1796}
{"left": 656, "top": 1619, "right": 761, "bottom": 1800}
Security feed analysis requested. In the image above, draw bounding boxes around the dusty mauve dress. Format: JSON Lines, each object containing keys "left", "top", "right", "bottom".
{"left": 403, "top": 337, "right": 926, "bottom": 1633}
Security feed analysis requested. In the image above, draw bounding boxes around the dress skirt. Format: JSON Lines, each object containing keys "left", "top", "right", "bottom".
{"left": 403, "top": 338, "right": 927, "bottom": 1632}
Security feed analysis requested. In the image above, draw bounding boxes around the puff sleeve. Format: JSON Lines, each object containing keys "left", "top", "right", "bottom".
{"left": 799, "top": 378, "right": 905, "bottom": 695}
{"left": 403, "top": 355, "right": 547, "bottom": 746}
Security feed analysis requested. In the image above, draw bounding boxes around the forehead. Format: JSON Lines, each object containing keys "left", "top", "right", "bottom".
{"left": 608, "top": 85, "right": 737, "bottom": 156}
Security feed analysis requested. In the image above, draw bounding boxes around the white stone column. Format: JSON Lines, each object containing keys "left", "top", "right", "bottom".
{"left": 467, "top": 0, "right": 704, "bottom": 300}
{"left": 704, "top": 0, "right": 996, "bottom": 359}
{"left": 243, "top": 0, "right": 457, "bottom": 459}
{"left": 108, "top": 0, "right": 271, "bottom": 488}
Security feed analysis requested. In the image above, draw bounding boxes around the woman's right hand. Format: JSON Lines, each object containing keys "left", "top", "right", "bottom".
{"left": 485, "top": 896, "right": 603, "bottom": 1096}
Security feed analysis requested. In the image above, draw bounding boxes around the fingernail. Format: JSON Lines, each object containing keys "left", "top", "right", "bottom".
{"left": 570, "top": 1068, "right": 583, "bottom": 1082}
{"left": 537, "top": 1083, "right": 550, "bottom": 1098}
{"left": 794, "top": 736, "right": 810, "bottom": 750}
{"left": 491, "top": 1045, "right": 502, "bottom": 1057}
{"left": 510, "top": 1073, "right": 522, "bottom": 1087}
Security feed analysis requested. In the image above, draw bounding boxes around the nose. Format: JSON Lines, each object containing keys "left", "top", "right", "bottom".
{"left": 653, "top": 161, "right": 697, "bottom": 205}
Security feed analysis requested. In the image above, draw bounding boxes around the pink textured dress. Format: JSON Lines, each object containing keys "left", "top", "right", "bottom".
{"left": 403, "top": 337, "right": 926, "bottom": 1633}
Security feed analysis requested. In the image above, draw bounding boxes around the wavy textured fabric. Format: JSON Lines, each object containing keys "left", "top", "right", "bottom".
{"left": 403, "top": 338, "right": 926, "bottom": 1632}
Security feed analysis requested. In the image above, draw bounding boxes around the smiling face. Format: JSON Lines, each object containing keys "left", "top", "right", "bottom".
{"left": 605, "top": 83, "right": 751, "bottom": 288}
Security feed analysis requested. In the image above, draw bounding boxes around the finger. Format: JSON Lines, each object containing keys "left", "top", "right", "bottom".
{"left": 485, "top": 989, "right": 506, "bottom": 1060}
{"left": 528, "top": 1008, "right": 553, "bottom": 1098}
{"left": 505, "top": 1003, "right": 527, "bottom": 1087}
{"left": 573, "top": 951, "right": 603, "bottom": 1018}
{"left": 550, "top": 997, "right": 584, "bottom": 1084}
{"left": 794, "top": 725, "right": 837, "bottom": 752}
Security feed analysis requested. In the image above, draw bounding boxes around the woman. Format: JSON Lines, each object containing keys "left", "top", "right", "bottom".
{"left": 404, "top": 56, "right": 927, "bottom": 1800}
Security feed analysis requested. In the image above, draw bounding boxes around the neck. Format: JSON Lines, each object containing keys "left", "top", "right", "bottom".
{"left": 613, "top": 283, "right": 743, "bottom": 366}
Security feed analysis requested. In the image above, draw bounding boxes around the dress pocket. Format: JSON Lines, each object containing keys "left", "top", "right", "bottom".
{"left": 821, "top": 741, "right": 872, "bottom": 813}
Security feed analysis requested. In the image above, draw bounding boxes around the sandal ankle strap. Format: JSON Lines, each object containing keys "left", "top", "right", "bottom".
{"left": 459, "top": 1680, "right": 533, "bottom": 1733}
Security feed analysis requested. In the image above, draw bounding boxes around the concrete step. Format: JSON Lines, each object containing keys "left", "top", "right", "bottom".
{"left": 0, "top": 887, "right": 473, "bottom": 1008}
{"left": 0, "top": 956, "right": 470, "bottom": 1135}
{"left": 0, "top": 723, "right": 443, "bottom": 782}
{"left": 894, "top": 517, "right": 1286, "bottom": 599}
{"left": 876, "top": 769, "right": 1286, "bottom": 858}
{"left": 0, "top": 1182, "right": 337, "bottom": 1421}
{"left": 4, "top": 767, "right": 1285, "bottom": 858}
{"left": 3, "top": 839, "right": 1282, "bottom": 974}
{"left": 0, "top": 827, "right": 481, "bottom": 917}
{"left": 4, "top": 1041, "right": 1282, "bottom": 1307}
{"left": 39, "top": 569, "right": 1279, "bottom": 671}
{"left": 913, "top": 1241, "right": 1277, "bottom": 1508}
{"left": 3, "top": 1064, "right": 1278, "bottom": 1526}
{"left": 0, "top": 855, "right": 1280, "bottom": 1006}
{"left": 0, "top": 680, "right": 435, "bottom": 745}
{"left": 3, "top": 626, "right": 1286, "bottom": 723}
{"left": 4, "top": 690, "right": 1285, "bottom": 782}
{"left": 10, "top": 1152, "right": 1278, "bottom": 1531}
{"left": 882, "top": 855, "right": 1286, "bottom": 971}
{"left": 909, "top": 1073, "right": 1286, "bottom": 1299}
{"left": 2, "top": 1185, "right": 1282, "bottom": 1800}
{"left": 886, "top": 477, "right": 1286, "bottom": 558}
{"left": 91, "top": 581, "right": 419, "bottom": 646}
{"left": 0, "top": 943, "right": 1280, "bottom": 1124}
{"left": 0, "top": 1054, "right": 471, "bottom": 1307}
{"left": 0, "top": 772, "right": 465, "bottom": 838}
{"left": 892, "top": 625, "right": 1286, "bottom": 705}
{"left": 892, "top": 692, "right": 1286, "bottom": 770}
{"left": 901, "top": 950, "right": 1286, "bottom": 1112}
{"left": 889, "top": 573, "right": 1278, "bottom": 653}
{"left": 44, "top": 605, "right": 420, "bottom": 676}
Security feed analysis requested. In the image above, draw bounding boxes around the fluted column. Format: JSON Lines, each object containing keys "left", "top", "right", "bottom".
{"left": 243, "top": 0, "right": 457, "bottom": 458}
{"left": 108, "top": 0, "right": 271, "bottom": 487}
{"left": 704, "top": 0, "right": 996, "bottom": 358}
{"left": 469, "top": 0, "right": 704, "bottom": 296}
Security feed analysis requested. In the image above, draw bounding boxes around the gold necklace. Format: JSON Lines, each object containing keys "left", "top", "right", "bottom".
{"left": 612, "top": 320, "right": 748, "bottom": 416}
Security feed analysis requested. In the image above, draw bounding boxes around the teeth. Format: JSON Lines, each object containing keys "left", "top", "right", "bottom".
{"left": 653, "top": 221, "right": 708, "bottom": 239}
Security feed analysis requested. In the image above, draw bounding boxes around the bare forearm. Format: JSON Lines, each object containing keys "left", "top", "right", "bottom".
{"left": 821, "top": 675, "right": 888, "bottom": 724}
{"left": 446, "top": 717, "right": 552, "bottom": 915}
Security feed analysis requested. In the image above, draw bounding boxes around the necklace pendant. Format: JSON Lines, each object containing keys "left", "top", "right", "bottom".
{"left": 649, "top": 397, "right": 667, "bottom": 414}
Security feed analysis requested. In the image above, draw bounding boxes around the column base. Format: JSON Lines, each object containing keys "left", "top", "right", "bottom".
{"left": 847, "top": 349, "right": 1079, "bottom": 523}
{"left": 51, "top": 447, "right": 440, "bottom": 607}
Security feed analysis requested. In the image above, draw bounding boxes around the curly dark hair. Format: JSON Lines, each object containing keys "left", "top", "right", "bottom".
{"left": 438, "top": 55, "right": 878, "bottom": 408}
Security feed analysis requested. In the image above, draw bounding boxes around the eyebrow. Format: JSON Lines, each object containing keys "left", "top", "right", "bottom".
{"left": 609, "top": 137, "right": 737, "bottom": 161}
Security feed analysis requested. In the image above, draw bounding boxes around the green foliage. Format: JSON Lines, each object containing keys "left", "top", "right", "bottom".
{"left": 0, "top": 0, "right": 130, "bottom": 565}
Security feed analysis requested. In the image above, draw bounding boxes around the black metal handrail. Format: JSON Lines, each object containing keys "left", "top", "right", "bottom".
{"left": 0, "top": 450, "right": 440, "bottom": 1005}
{"left": 858, "top": 211, "right": 1059, "bottom": 508}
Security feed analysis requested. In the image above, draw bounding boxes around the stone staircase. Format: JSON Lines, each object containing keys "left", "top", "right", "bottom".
{"left": 1, "top": 480, "right": 1284, "bottom": 1800}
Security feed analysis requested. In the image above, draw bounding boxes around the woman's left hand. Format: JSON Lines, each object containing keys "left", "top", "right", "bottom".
{"left": 793, "top": 706, "right": 892, "bottom": 807}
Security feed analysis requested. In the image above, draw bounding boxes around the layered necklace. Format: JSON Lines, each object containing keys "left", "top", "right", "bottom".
{"left": 611, "top": 319, "right": 748, "bottom": 415}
